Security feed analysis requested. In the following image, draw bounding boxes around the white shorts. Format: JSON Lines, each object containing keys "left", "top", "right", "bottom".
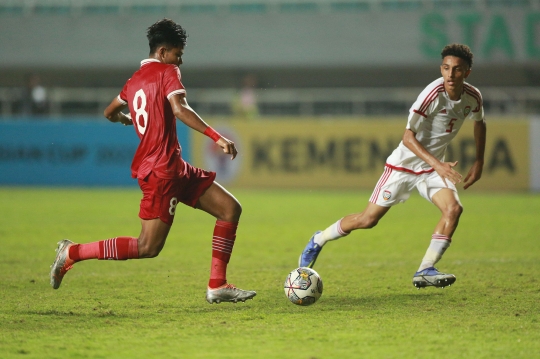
{"left": 369, "top": 166, "right": 457, "bottom": 207}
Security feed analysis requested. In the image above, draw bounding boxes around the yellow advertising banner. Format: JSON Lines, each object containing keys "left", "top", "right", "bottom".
{"left": 191, "top": 118, "right": 529, "bottom": 191}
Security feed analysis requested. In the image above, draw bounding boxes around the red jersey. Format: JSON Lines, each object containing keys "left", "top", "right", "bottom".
{"left": 118, "top": 59, "right": 187, "bottom": 180}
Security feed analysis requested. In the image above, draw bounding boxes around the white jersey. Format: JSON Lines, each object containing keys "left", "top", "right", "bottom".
{"left": 386, "top": 77, "right": 484, "bottom": 174}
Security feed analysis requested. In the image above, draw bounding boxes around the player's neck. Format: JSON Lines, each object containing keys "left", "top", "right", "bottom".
{"left": 445, "top": 85, "right": 463, "bottom": 101}
{"left": 149, "top": 54, "right": 163, "bottom": 63}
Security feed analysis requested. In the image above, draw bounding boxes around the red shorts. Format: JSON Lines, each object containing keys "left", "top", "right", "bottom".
{"left": 138, "top": 163, "right": 216, "bottom": 226}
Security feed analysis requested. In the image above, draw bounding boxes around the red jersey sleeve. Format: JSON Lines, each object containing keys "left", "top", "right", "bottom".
{"left": 118, "top": 79, "right": 129, "bottom": 105}
{"left": 117, "top": 79, "right": 131, "bottom": 105}
{"left": 164, "top": 65, "right": 186, "bottom": 100}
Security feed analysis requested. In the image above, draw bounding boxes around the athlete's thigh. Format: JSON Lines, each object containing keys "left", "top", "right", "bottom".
{"left": 138, "top": 172, "right": 178, "bottom": 226}
{"left": 196, "top": 182, "right": 240, "bottom": 221}
{"left": 176, "top": 161, "right": 216, "bottom": 208}
{"left": 369, "top": 167, "right": 416, "bottom": 207}
{"left": 138, "top": 217, "right": 171, "bottom": 252}
{"left": 431, "top": 188, "right": 462, "bottom": 212}
{"left": 417, "top": 171, "right": 458, "bottom": 204}
{"left": 136, "top": 174, "right": 173, "bottom": 253}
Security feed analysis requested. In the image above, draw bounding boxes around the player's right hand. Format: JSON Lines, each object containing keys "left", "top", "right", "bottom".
{"left": 435, "top": 161, "right": 462, "bottom": 187}
{"left": 119, "top": 113, "right": 133, "bottom": 126}
{"left": 216, "top": 137, "right": 238, "bottom": 160}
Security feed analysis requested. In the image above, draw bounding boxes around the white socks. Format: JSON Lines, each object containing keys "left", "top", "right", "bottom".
{"left": 418, "top": 234, "right": 451, "bottom": 271}
{"left": 313, "top": 218, "right": 350, "bottom": 247}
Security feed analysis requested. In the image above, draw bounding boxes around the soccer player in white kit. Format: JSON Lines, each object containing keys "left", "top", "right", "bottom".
{"left": 299, "top": 44, "right": 487, "bottom": 289}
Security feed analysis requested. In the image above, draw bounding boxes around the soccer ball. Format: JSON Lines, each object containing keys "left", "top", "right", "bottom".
{"left": 284, "top": 267, "right": 323, "bottom": 306}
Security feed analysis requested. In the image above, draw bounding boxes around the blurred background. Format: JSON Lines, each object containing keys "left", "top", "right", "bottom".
{"left": 0, "top": 0, "right": 539, "bottom": 190}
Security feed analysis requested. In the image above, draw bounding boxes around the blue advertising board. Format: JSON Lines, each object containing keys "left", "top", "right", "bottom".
{"left": 0, "top": 118, "right": 191, "bottom": 186}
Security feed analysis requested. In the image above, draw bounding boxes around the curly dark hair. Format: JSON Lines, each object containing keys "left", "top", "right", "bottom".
{"left": 441, "top": 43, "right": 474, "bottom": 68}
{"left": 147, "top": 18, "right": 188, "bottom": 54}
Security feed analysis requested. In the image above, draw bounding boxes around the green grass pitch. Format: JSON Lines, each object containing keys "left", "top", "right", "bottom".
{"left": 0, "top": 187, "right": 539, "bottom": 358}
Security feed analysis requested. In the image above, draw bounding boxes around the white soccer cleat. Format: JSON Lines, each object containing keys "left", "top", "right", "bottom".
{"left": 206, "top": 283, "right": 256, "bottom": 304}
{"left": 412, "top": 267, "right": 456, "bottom": 288}
{"left": 50, "top": 239, "right": 76, "bottom": 289}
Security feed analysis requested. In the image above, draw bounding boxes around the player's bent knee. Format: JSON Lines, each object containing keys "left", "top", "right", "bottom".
{"left": 445, "top": 203, "right": 463, "bottom": 220}
{"left": 138, "top": 245, "right": 162, "bottom": 258}
{"left": 136, "top": 237, "right": 165, "bottom": 258}
{"left": 231, "top": 201, "right": 242, "bottom": 218}
{"left": 220, "top": 200, "right": 242, "bottom": 222}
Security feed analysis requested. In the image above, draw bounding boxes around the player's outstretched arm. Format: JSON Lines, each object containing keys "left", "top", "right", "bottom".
{"left": 170, "top": 94, "right": 238, "bottom": 159}
{"left": 104, "top": 98, "right": 132, "bottom": 126}
{"left": 463, "top": 119, "right": 486, "bottom": 189}
{"left": 402, "top": 129, "right": 463, "bottom": 186}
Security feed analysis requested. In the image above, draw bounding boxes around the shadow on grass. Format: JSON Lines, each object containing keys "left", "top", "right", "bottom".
{"left": 319, "top": 291, "right": 446, "bottom": 308}
{"left": 18, "top": 291, "right": 450, "bottom": 319}
{"left": 20, "top": 302, "right": 259, "bottom": 318}
{"left": 265, "top": 291, "right": 452, "bottom": 314}
{"left": 23, "top": 309, "right": 124, "bottom": 317}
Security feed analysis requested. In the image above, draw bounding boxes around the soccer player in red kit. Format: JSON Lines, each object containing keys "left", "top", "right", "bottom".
{"left": 49, "top": 18, "right": 256, "bottom": 304}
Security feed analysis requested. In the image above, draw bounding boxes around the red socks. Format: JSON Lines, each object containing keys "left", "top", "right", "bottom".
{"left": 67, "top": 223, "right": 238, "bottom": 289}
{"left": 69, "top": 237, "right": 139, "bottom": 262}
{"left": 208, "top": 220, "right": 238, "bottom": 289}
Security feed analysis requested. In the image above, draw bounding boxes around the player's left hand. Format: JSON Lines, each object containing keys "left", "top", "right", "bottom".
{"left": 463, "top": 160, "right": 484, "bottom": 189}
{"left": 216, "top": 137, "right": 238, "bottom": 160}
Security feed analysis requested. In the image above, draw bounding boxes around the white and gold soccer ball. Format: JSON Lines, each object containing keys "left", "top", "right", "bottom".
{"left": 284, "top": 267, "right": 323, "bottom": 306}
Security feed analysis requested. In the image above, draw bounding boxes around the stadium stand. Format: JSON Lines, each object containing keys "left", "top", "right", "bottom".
{"left": 0, "top": 0, "right": 539, "bottom": 117}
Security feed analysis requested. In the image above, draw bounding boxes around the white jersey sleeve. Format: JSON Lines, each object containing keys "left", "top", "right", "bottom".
{"left": 463, "top": 83, "right": 484, "bottom": 122}
{"left": 406, "top": 78, "right": 445, "bottom": 132}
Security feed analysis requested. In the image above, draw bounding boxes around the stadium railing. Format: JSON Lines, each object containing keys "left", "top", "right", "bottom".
{"left": 1, "top": 86, "right": 539, "bottom": 117}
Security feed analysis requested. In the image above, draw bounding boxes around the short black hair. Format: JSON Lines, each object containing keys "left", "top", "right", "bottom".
{"left": 441, "top": 43, "right": 474, "bottom": 68}
{"left": 147, "top": 18, "right": 187, "bottom": 54}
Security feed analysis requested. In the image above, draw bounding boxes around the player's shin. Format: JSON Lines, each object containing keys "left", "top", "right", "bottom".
{"left": 418, "top": 234, "right": 451, "bottom": 271}
{"left": 208, "top": 220, "right": 237, "bottom": 288}
{"left": 314, "top": 218, "right": 350, "bottom": 247}
{"left": 69, "top": 237, "right": 139, "bottom": 262}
